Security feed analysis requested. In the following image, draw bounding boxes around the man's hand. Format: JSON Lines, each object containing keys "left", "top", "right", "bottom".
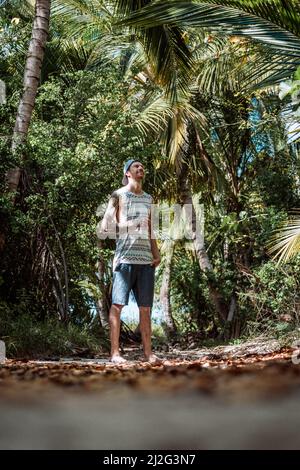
{"left": 151, "top": 255, "right": 161, "bottom": 268}
{"left": 137, "top": 216, "right": 149, "bottom": 230}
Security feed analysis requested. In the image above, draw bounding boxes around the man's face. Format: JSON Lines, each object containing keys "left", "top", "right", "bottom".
{"left": 127, "top": 161, "right": 145, "bottom": 182}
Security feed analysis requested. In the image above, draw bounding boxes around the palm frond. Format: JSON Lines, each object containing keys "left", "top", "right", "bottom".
{"left": 117, "top": 1, "right": 300, "bottom": 64}
{"left": 114, "top": 1, "right": 196, "bottom": 103}
{"left": 52, "top": 0, "right": 111, "bottom": 40}
{"left": 134, "top": 95, "right": 176, "bottom": 135}
{"left": 204, "top": 0, "right": 300, "bottom": 36}
{"left": 267, "top": 210, "right": 300, "bottom": 263}
{"left": 53, "top": 0, "right": 195, "bottom": 102}
{"left": 194, "top": 34, "right": 298, "bottom": 91}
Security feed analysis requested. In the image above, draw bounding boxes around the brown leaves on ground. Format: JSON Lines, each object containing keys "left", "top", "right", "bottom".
{"left": 1, "top": 345, "right": 300, "bottom": 403}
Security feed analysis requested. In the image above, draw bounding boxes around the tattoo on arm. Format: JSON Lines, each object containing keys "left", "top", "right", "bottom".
{"left": 100, "top": 192, "right": 119, "bottom": 232}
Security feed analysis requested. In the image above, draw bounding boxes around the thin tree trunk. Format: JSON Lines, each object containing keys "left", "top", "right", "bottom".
{"left": 160, "top": 240, "right": 177, "bottom": 337}
{"left": 52, "top": 285, "right": 65, "bottom": 322}
{"left": 177, "top": 124, "right": 228, "bottom": 323}
{"left": 45, "top": 239, "right": 67, "bottom": 322}
{"left": 95, "top": 298, "right": 109, "bottom": 330}
{"left": 97, "top": 243, "right": 110, "bottom": 330}
{"left": 5, "top": 0, "right": 51, "bottom": 197}
{"left": 227, "top": 294, "right": 237, "bottom": 322}
{"left": 50, "top": 216, "right": 69, "bottom": 322}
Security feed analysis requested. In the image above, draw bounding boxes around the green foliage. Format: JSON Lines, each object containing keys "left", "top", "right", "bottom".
{"left": 1, "top": 1, "right": 300, "bottom": 356}
{"left": 1, "top": 63, "right": 158, "bottom": 327}
{"left": 239, "top": 257, "right": 300, "bottom": 337}
{"left": 0, "top": 298, "right": 104, "bottom": 358}
{"left": 120, "top": 0, "right": 300, "bottom": 87}
{"left": 163, "top": 245, "right": 217, "bottom": 337}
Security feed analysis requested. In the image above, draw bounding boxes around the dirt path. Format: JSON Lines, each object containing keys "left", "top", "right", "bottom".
{"left": 1, "top": 339, "right": 300, "bottom": 449}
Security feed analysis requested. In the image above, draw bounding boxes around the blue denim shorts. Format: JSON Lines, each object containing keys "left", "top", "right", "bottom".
{"left": 111, "top": 263, "right": 155, "bottom": 307}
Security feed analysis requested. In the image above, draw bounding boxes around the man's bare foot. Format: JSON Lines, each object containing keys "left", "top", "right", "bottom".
{"left": 110, "top": 355, "right": 127, "bottom": 364}
{"left": 143, "top": 354, "right": 163, "bottom": 365}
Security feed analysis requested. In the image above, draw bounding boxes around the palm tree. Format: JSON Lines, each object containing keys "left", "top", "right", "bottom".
{"left": 131, "top": 23, "right": 299, "bottom": 329}
{"left": 159, "top": 239, "right": 177, "bottom": 336}
{"left": 49, "top": 0, "right": 198, "bottom": 330}
{"left": 51, "top": 0, "right": 194, "bottom": 103}
{"left": 5, "top": 0, "right": 51, "bottom": 199}
{"left": 48, "top": 1, "right": 299, "bottom": 327}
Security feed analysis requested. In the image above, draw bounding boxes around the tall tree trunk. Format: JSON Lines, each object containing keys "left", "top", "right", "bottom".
{"left": 177, "top": 124, "right": 228, "bottom": 323}
{"left": 160, "top": 240, "right": 177, "bottom": 337}
{"left": 96, "top": 243, "right": 110, "bottom": 330}
{"left": 5, "top": 0, "right": 51, "bottom": 198}
{"left": 50, "top": 215, "right": 69, "bottom": 322}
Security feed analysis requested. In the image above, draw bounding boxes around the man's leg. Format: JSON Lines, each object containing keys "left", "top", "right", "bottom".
{"left": 109, "top": 303, "right": 127, "bottom": 363}
{"left": 134, "top": 265, "right": 162, "bottom": 364}
{"left": 110, "top": 263, "right": 133, "bottom": 363}
{"left": 139, "top": 306, "right": 162, "bottom": 364}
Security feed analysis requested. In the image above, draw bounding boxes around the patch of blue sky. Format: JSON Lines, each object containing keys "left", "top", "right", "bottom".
{"left": 121, "top": 292, "right": 164, "bottom": 324}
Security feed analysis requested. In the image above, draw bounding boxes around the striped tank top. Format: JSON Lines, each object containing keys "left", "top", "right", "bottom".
{"left": 112, "top": 187, "right": 153, "bottom": 271}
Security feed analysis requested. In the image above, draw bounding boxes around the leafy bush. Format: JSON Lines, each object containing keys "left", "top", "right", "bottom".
{"left": 239, "top": 257, "right": 300, "bottom": 337}
{"left": 0, "top": 299, "right": 106, "bottom": 358}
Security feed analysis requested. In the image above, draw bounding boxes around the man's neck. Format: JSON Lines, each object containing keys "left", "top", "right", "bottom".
{"left": 126, "top": 180, "right": 143, "bottom": 194}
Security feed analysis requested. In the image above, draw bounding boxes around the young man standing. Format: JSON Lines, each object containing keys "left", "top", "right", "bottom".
{"left": 100, "top": 160, "right": 161, "bottom": 364}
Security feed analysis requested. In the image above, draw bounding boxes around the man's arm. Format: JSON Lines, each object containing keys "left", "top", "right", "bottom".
{"left": 149, "top": 209, "right": 160, "bottom": 267}
{"left": 98, "top": 191, "right": 139, "bottom": 239}
{"left": 98, "top": 192, "right": 119, "bottom": 238}
{"left": 150, "top": 237, "right": 160, "bottom": 267}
